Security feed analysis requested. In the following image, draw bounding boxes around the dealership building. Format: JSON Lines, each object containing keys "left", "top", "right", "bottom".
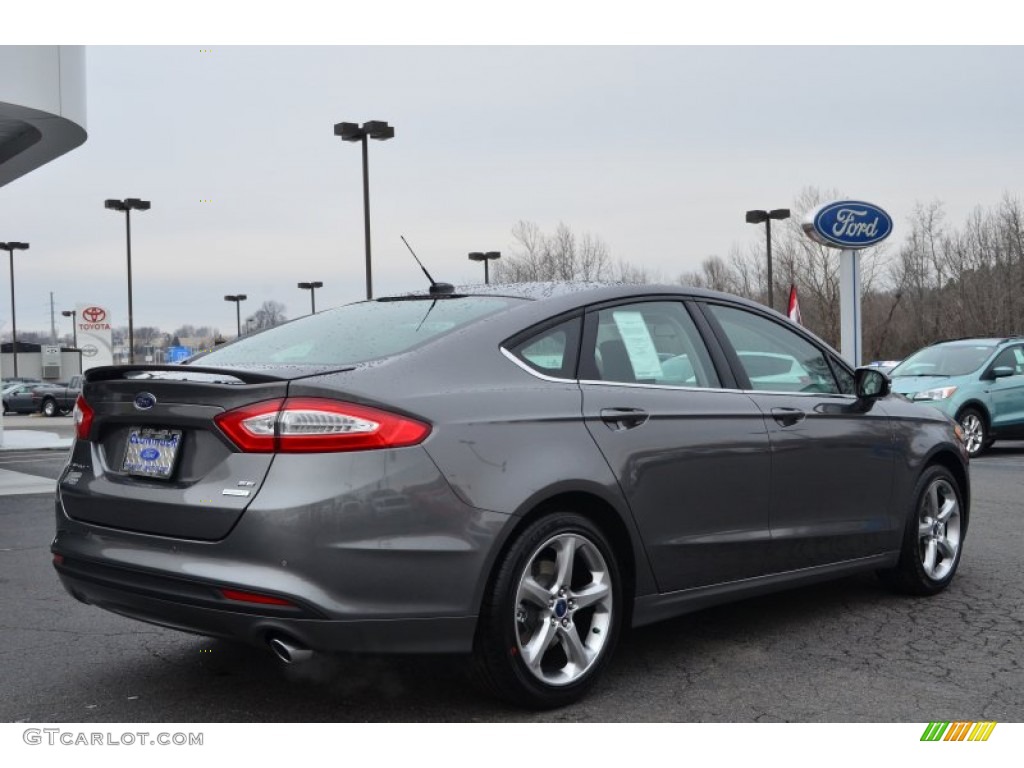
{"left": 1, "top": 46, "right": 87, "bottom": 437}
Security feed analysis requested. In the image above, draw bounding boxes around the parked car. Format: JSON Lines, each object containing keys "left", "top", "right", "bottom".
{"left": 866, "top": 359, "right": 902, "bottom": 374}
{"left": 53, "top": 283, "right": 970, "bottom": 708}
{"left": 2, "top": 381, "right": 48, "bottom": 414}
{"left": 889, "top": 336, "right": 1024, "bottom": 457}
{"left": 34, "top": 375, "right": 84, "bottom": 417}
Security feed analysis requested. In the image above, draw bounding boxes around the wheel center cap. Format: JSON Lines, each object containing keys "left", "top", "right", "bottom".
{"left": 554, "top": 598, "right": 568, "bottom": 618}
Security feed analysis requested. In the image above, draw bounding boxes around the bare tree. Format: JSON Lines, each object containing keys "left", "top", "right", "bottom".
{"left": 246, "top": 301, "right": 288, "bottom": 331}
{"left": 494, "top": 221, "right": 614, "bottom": 283}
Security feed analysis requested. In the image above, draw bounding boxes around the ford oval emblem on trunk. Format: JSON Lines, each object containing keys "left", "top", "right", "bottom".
{"left": 134, "top": 392, "right": 157, "bottom": 410}
{"left": 802, "top": 200, "right": 893, "bottom": 249}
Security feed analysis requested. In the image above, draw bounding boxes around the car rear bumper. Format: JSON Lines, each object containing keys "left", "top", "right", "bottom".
{"left": 53, "top": 447, "right": 514, "bottom": 654}
{"left": 54, "top": 560, "right": 476, "bottom": 653}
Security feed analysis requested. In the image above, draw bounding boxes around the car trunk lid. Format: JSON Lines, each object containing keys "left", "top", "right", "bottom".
{"left": 59, "top": 364, "right": 349, "bottom": 541}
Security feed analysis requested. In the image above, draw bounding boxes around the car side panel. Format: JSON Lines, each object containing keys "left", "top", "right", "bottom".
{"left": 405, "top": 381, "right": 661, "bottom": 598}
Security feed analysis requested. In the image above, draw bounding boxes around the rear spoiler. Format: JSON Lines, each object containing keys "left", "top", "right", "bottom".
{"left": 83, "top": 364, "right": 354, "bottom": 386}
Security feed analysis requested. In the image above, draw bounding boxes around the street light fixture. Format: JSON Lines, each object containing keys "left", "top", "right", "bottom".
{"left": 334, "top": 119, "right": 395, "bottom": 300}
{"left": 224, "top": 294, "right": 247, "bottom": 337}
{"left": 745, "top": 208, "right": 791, "bottom": 311}
{"left": 297, "top": 281, "right": 323, "bottom": 315}
{"left": 61, "top": 309, "right": 78, "bottom": 349}
{"left": 0, "top": 242, "right": 29, "bottom": 377}
{"left": 468, "top": 251, "right": 501, "bottom": 284}
{"left": 105, "top": 197, "right": 151, "bottom": 363}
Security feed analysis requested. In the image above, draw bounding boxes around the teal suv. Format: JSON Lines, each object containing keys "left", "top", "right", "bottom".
{"left": 890, "top": 337, "right": 1024, "bottom": 457}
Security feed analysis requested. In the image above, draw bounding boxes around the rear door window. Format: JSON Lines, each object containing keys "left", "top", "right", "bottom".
{"left": 582, "top": 301, "right": 720, "bottom": 388}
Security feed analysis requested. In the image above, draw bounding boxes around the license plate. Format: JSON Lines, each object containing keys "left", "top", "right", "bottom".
{"left": 122, "top": 428, "right": 183, "bottom": 480}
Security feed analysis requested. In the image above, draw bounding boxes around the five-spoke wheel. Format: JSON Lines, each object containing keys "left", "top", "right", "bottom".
{"left": 879, "top": 465, "right": 966, "bottom": 595}
{"left": 473, "top": 513, "right": 622, "bottom": 708}
{"left": 513, "top": 533, "right": 614, "bottom": 687}
{"left": 916, "top": 475, "right": 962, "bottom": 581}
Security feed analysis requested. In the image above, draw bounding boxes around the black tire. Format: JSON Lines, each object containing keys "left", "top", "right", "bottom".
{"left": 879, "top": 465, "right": 966, "bottom": 596}
{"left": 472, "top": 512, "right": 623, "bottom": 709}
{"left": 956, "top": 407, "right": 988, "bottom": 458}
{"left": 41, "top": 398, "right": 59, "bottom": 417}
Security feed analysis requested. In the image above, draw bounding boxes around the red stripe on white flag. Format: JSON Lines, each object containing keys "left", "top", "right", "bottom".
{"left": 787, "top": 284, "right": 802, "bottom": 325}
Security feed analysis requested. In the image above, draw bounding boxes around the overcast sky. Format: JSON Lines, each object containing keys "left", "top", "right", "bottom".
{"left": 3, "top": 43, "right": 1023, "bottom": 337}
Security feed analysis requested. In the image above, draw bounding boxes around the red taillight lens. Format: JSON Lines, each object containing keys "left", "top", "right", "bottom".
{"left": 214, "top": 398, "right": 431, "bottom": 454}
{"left": 73, "top": 395, "right": 94, "bottom": 440}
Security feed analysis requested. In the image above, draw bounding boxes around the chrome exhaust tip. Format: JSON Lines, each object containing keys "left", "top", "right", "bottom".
{"left": 267, "top": 635, "right": 314, "bottom": 664}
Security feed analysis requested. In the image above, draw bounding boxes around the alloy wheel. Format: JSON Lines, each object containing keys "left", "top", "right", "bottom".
{"left": 917, "top": 477, "right": 962, "bottom": 581}
{"left": 959, "top": 412, "right": 985, "bottom": 456}
{"left": 513, "top": 533, "right": 613, "bottom": 686}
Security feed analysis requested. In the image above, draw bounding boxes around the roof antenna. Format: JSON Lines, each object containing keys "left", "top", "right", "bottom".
{"left": 401, "top": 236, "right": 454, "bottom": 295}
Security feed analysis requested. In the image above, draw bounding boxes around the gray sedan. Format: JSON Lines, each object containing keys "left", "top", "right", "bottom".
{"left": 53, "top": 282, "right": 969, "bottom": 708}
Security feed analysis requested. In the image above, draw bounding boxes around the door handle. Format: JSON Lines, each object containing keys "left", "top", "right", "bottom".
{"left": 600, "top": 408, "right": 649, "bottom": 430}
{"left": 771, "top": 407, "right": 806, "bottom": 427}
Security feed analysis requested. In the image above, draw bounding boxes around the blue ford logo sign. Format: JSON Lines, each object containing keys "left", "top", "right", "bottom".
{"left": 134, "top": 392, "right": 157, "bottom": 410}
{"left": 802, "top": 200, "right": 892, "bottom": 249}
{"left": 140, "top": 448, "right": 160, "bottom": 461}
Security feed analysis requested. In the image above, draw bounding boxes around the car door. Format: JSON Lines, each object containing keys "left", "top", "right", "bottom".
{"left": 579, "top": 299, "right": 772, "bottom": 593}
{"left": 698, "top": 301, "right": 897, "bottom": 572}
{"left": 9, "top": 385, "right": 36, "bottom": 413}
{"left": 984, "top": 343, "right": 1024, "bottom": 434}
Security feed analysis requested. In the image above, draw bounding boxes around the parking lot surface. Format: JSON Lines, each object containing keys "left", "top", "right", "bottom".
{"left": 1, "top": 444, "right": 1022, "bottom": 722}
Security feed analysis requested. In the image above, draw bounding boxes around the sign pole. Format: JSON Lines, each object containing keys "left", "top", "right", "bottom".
{"left": 839, "top": 248, "right": 861, "bottom": 367}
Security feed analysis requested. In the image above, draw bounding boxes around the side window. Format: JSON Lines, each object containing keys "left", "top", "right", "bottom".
{"left": 507, "top": 316, "right": 581, "bottom": 379}
{"left": 991, "top": 345, "right": 1024, "bottom": 375}
{"left": 706, "top": 304, "right": 842, "bottom": 395}
{"left": 829, "top": 355, "right": 856, "bottom": 395}
{"left": 586, "top": 302, "right": 720, "bottom": 388}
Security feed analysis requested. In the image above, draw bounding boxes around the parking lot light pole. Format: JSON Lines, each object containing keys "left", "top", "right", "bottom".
{"left": 297, "top": 281, "right": 323, "bottom": 315}
{"left": 61, "top": 309, "right": 78, "bottom": 349}
{"left": 745, "top": 208, "right": 791, "bottom": 312}
{"left": 0, "top": 242, "right": 29, "bottom": 377}
{"left": 468, "top": 251, "right": 501, "bottom": 284}
{"left": 334, "top": 120, "right": 395, "bottom": 300}
{"left": 224, "top": 294, "right": 247, "bottom": 337}
{"left": 105, "top": 198, "right": 151, "bottom": 363}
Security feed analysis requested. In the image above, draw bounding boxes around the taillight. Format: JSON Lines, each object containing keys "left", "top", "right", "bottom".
{"left": 73, "top": 395, "right": 94, "bottom": 439}
{"left": 214, "top": 398, "right": 431, "bottom": 453}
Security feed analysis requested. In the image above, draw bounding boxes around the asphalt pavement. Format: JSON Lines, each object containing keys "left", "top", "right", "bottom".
{"left": 1, "top": 440, "right": 1022, "bottom": 722}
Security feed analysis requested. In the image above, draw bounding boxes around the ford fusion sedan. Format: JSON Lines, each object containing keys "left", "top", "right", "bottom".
{"left": 53, "top": 283, "right": 970, "bottom": 708}
{"left": 889, "top": 336, "right": 1024, "bottom": 457}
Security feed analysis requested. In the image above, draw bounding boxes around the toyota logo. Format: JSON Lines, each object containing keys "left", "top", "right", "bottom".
{"left": 81, "top": 344, "right": 99, "bottom": 357}
{"left": 82, "top": 306, "right": 106, "bottom": 323}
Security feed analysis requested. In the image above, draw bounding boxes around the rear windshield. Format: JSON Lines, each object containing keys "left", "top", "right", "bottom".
{"left": 890, "top": 343, "right": 996, "bottom": 377}
{"left": 193, "top": 296, "right": 520, "bottom": 366}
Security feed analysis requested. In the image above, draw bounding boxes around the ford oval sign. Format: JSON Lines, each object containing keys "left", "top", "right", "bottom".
{"left": 802, "top": 200, "right": 893, "bottom": 249}
{"left": 134, "top": 392, "right": 157, "bottom": 411}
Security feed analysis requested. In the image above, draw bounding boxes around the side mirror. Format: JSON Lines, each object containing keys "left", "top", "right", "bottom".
{"left": 854, "top": 367, "right": 890, "bottom": 399}
{"left": 987, "top": 365, "right": 1014, "bottom": 380}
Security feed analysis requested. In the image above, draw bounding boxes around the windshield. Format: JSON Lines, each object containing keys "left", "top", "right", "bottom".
{"left": 193, "top": 296, "right": 521, "bottom": 366}
{"left": 890, "top": 343, "right": 996, "bottom": 377}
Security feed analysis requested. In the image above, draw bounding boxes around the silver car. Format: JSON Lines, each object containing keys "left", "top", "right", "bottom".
{"left": 53, "top": 283, "right": 970, "bottom": 708}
